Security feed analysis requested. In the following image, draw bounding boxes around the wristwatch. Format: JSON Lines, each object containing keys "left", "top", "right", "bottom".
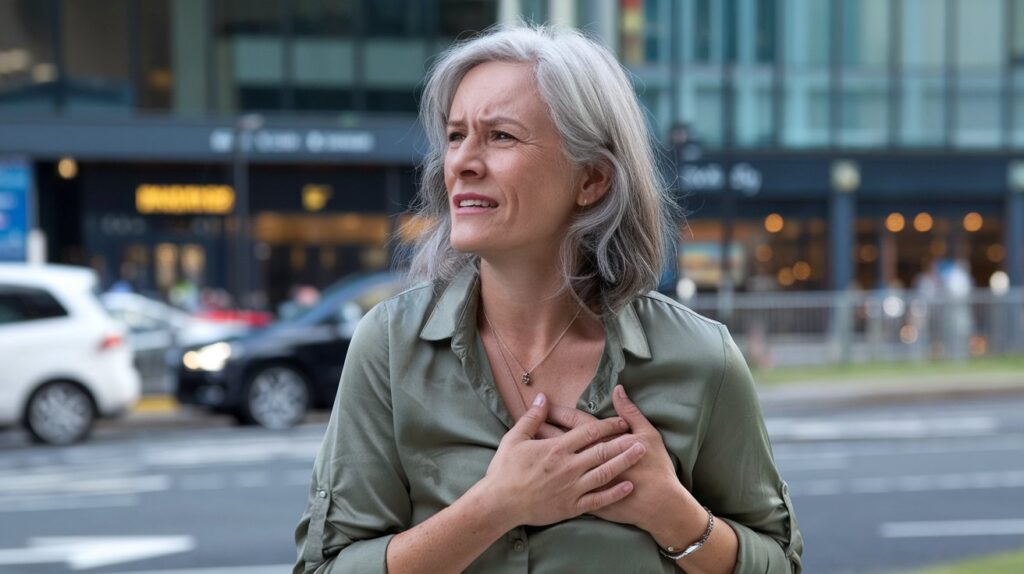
{"left": 658, "top": 506, "right": 715, "bottom": 561}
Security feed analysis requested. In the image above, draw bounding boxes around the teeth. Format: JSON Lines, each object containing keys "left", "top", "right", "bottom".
{"left": 458, "top": 199, "right": 496, "bottom": 208}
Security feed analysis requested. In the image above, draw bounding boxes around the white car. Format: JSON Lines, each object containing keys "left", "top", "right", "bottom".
{"left": 101, "top": 292, "right": 250, "bottom": 393}
{"left": 0, "top": 264, "right": 141, "bottom": 444}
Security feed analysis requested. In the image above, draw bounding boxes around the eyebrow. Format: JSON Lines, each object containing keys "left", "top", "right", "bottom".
{"left": 445, "top": 116, "right": 527, "bottom": 131}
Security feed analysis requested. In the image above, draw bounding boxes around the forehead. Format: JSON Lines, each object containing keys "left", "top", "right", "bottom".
{"left": 448, "top": 61, "right": 546, "bottom": 120}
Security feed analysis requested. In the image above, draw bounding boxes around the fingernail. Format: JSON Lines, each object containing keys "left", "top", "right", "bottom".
{"left": 618, "top": 419, "right": 628, "bottom": 430}
{"left": 615, "top": 385, "right": 625, "bottom": 399}
{"left": 533, "top": 393, "right": 545, "bottom": 406}
{"left": 631, "top": 443, "right": 646, "bottom": 455}
{"left": 621, "top": 482, "right": 634, "bottom": 493}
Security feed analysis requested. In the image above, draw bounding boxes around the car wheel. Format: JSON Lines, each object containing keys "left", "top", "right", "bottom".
{"left": 25, "top": 381, "right": 96, "bottom": 445}
{"left": 240, "top": 365, "right": 310, "bottom": 429}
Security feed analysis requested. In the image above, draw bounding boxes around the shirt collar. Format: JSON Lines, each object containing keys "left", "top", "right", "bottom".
{"left": 419, "top": 264, "right": 651, "bottom": 360}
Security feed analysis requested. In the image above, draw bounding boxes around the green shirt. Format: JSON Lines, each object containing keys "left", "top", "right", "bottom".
{"left": 294, "top": 267, "right": 803, "bottom": 573}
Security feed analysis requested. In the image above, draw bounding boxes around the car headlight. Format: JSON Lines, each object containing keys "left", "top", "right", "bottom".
{"left": 183, "top": 341, "right": 236, "bottom": 372}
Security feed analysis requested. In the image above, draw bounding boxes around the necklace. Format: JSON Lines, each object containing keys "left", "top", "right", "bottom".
{"left": 488, "top": 326, "right": 530, "bottom": 414}
{"left": 482, "top": 305, "right": 583, "bottom": 385}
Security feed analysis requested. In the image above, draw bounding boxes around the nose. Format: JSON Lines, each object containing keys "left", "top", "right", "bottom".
{"left": 446, "top": 135, "right": 485, "bottom": 180}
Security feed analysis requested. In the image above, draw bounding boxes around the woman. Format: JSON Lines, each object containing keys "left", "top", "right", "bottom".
{"left": 295, "top": 25, "right": 802, "bottom": 574}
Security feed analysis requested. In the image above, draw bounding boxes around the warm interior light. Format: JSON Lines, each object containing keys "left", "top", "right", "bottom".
{"left": 764, "top": 214, "right": 784, "bottom": 234}
{"left": 57, "top": 157, "right": 78, "bottom": 179}
{"left": 755, "top": 244, "right": 773, "bottom": 262}
{"left": 777, "top": 267, "right": 795, "bottom": 286}
{"left": 963, "top": 212, "right": 983, "bottom": 232}
{"left": 859, "top": 244, "right": 878, "bottom": 262}
{"left": 987, "top": 244, "right": 1005, "bottom": 263}
{"left": 913, "top": 213, "right": 933, "bottom": 232}
{"left": 885, "top": 213, "right": 905, "bottom": 233}
{"left": 792, "top": 261, "right": 811, "bottom": 281}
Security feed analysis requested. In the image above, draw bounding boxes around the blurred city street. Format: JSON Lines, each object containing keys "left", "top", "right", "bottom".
{"left": 2, "top": 0, "right": 1024, "bottom": 572}
{"left": 1, "top": 388, "right": 1023, "bottom": 574}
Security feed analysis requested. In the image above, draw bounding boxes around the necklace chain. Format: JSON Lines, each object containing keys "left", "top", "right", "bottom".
{"left": 487, "top": 325, "right": 530, "bottom": 414}
{"left": 482, "top": 305, "right": 583, "bottom": 386}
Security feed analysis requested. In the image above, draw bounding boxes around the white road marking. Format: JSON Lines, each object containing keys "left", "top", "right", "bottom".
{"left": 0, "top": 536, "right": 194, "bottom": 569}
{"left": 881, "top": 519, "right": 1024, "bottom": 538}
{"left": 0, "top": 494, "right": 139, "bottom": 513}
{"left": 774, "top": 436, "right": 1024, "bottom": 460}
{"left": 791, "top": 469, "right": 1024, "bottom": 496}
{"left": 234, "top": 471, "right": 270, "bottom": 488}
{"left": 117, "top": 564, "right": 293, "bottom": 574}
{"left": 767, "top": 416, "right": 999, "bottom": 441}
{"left": 179, "top": 474, "right": 227, "bottom": 491}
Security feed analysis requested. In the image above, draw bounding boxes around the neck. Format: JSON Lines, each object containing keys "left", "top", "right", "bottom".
{"left": 478, "top": 257, "right": 585, "bottom": 354}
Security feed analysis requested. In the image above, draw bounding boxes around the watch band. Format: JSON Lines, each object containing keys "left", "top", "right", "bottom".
{"left": 658, "top": 506, "right": 715, "bottom": 561}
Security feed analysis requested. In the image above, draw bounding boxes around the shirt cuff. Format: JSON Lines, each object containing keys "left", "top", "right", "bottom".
{"left": 324, "top": 534, "right": 396, "bottom": 574}
{"left": 719, "top": 517, "right": 791, "bottom": 574}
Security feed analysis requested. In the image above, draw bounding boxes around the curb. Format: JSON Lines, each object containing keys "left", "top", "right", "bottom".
{"left": 133, "top": 394, "right": 180, "bottom": 414}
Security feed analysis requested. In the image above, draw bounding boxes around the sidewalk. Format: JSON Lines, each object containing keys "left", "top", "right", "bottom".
{"left": 757, "top": 371, "right": 1024, "bottom": 410}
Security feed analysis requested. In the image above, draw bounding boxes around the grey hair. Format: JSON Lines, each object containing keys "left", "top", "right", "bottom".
{"left": 406, "top": 24, "right": 676, "bottom": 312}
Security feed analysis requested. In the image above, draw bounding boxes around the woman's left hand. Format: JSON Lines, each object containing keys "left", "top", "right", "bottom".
{"left": 547, "top": 385, "right": 699, "bottom": 534}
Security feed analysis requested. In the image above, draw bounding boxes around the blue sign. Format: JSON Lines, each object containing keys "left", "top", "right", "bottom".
{"left": 0, "top": 158, "right": 33, "bottom": 262}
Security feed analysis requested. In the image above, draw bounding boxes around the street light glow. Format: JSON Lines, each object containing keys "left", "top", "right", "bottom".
{"left": 963, "top": 212, "right": 983, "bottom": 232}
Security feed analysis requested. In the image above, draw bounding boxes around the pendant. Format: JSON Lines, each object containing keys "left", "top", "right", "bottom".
{"left": 521, "top": 373, "right": 531, "bottom": 385}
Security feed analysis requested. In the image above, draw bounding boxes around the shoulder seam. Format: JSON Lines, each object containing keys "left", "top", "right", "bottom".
{"left": 637, "top": 292, "right": 723, "bottom": 327}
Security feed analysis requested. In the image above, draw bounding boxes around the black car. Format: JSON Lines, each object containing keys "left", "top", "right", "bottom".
{"left": 172, "top": 272, "right": 403, "bottom": 428}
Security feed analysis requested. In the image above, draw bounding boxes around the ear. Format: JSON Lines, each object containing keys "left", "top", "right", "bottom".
{"left": 576, "top": 160, "right": 613, "bottom": 207}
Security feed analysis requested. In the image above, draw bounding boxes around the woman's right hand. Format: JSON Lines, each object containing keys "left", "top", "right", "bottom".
{"left": 480, "top": 393, "right": 648, "bottom": 527}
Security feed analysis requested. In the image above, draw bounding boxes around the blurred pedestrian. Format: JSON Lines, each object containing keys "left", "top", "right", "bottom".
{"left": 294, "top": 25, "right": 802, "bottom": 574}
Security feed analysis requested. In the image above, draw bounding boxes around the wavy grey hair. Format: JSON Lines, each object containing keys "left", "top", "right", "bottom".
{"left": 407, "top": 24, "right": 675, "bottom": 312}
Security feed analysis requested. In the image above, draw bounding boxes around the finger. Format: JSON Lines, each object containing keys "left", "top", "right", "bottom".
{"left": 579, "top": 440, "right": 646, "bottom": 492}
{"left": 535, "top": 422, "right": 567, "bottom": 440}
{"left": 510, "top": 393, "right": 549, "bottom": 441}
{"left": 560, "top": 416, "right": 629, "bottom": 453}
{"left": 612, "top": 385, "right": 654, "bottom": 433}
{"left": 547, "top": 404, "right": 598, "bottom": 429}
{"left": 576, "top": 481, "right": 634, "bottom": 515}
{"left": 575, "top": 433, "right": 643, "bottom": 471}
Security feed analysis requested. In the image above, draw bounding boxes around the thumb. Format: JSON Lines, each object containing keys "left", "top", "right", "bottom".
{"left": 612, "top": 385, "right": 650, "bottom": 431}
{"left": 512, "top": 393, "right": 549, "bottom": 441}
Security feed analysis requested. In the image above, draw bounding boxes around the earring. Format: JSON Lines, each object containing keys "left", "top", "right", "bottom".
{"left": 581, "top": 198, "right": 588, "bottom": 207}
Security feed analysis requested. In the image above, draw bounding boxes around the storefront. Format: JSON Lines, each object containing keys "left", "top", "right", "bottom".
{"left": 77, "top": 161, "right": 416, "bottom": 309}
{"left": 678, "top": 154, "right": 1024, "bottom": 293}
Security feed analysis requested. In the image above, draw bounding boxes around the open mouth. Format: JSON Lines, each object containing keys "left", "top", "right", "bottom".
{"left": 457, "top": 199, "right": 497, "bottom": 208}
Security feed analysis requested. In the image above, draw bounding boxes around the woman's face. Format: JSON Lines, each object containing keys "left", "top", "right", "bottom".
{"left": 444, "top": 61, "right": 579, "bottom": 262}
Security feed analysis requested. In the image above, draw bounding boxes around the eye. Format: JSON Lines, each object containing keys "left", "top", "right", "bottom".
{"left": 447, "top": 131, "right": 465, "bottom": 143}
{"left": 492, "top": 131, "right": 516, "bottom": 142}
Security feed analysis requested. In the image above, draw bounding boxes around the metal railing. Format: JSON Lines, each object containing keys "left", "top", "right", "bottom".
{"left": 683, "top": 288, "right": 1024, "bottom": 367}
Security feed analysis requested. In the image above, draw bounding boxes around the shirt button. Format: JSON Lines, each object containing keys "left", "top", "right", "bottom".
{"left": 512, "top": 540, "right": 525, "bottom": 552}
{"left": 318, "top": 490, "right": 327, "bottom": 499}
{"left": 586, "top": 401, "right": 597, "bottom": 412}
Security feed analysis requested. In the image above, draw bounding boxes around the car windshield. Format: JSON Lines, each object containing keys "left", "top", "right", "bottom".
{"left": 278, "top": 272, "right": 402, "bottom": 327}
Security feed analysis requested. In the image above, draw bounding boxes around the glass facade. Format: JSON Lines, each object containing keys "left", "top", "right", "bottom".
{"left": 625, "top": 0, "right": 1024, "bottom": 150}
{"left": 0, "top": 0, "right": 497, "bottom": 117}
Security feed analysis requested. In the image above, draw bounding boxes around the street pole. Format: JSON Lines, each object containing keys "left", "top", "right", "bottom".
{"left": 718, "top": 4, "right": 736, "bottom": 325}
{"left": 233, "top": 114, "right": 263, "bottom": 309}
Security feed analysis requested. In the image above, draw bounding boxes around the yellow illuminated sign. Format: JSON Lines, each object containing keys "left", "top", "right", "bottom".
{"left": 302, "top": 184, "right": 332, "bottom": 212}
{"left": 136, "top": 184, "right": 235, "bottom": 214}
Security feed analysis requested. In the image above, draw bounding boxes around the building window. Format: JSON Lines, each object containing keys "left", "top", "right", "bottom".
{"left": 0, "top": 0, "right": 58, "bottom": 113}
{"left": 900, "top": 0, "right": 947, "bottom": 146}
{"left": 781, "top": 0, "right": 832, "bottom": 147}
{"left": 953, "top": 0, "right": 1005, "bottom": 148}
{"left": 62, "top": 0, "right": 131, "bottom": 114}
{"left": 838, "top": 0, "right": 890, "bottom": 148}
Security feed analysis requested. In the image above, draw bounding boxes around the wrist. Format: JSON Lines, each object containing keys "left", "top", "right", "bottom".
{"left": 467, "top": 477, "right": 521, "bottom": 532}
{"left": 647, "top": 484, "right": 707, "bottom": 551}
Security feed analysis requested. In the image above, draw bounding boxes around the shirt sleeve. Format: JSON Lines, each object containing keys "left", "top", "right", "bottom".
{"left": 294, "top": 302, "right": 411, "bottom": 574}
{"left": 691, "top": 325, "right": 804, "bottom": 574}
